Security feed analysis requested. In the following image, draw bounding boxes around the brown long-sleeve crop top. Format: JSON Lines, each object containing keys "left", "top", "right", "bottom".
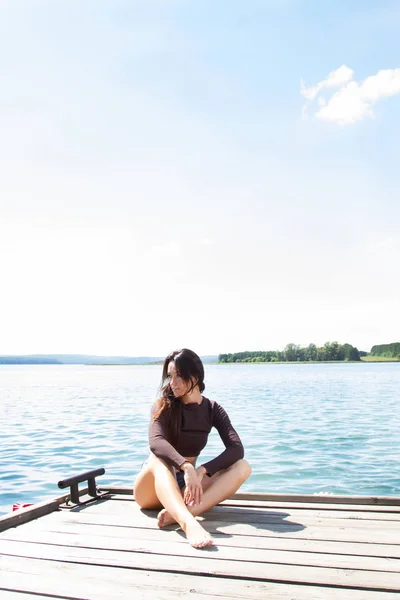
{"left": 148, "top": 396, "right": 244, "bottom": 477}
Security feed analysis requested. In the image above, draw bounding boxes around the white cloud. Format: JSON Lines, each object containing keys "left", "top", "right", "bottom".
{"left": 301, "top": 67, "right": 400, "bottom": 125}
{"left": 300, "top": 65, "right": 354, "bottom": 101}
{"left": 316, "top": 81, "right": 373, "bottom": 125}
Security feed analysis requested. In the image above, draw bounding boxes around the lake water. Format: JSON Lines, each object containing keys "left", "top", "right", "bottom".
{"left": 1, "top": 363, "right": 399, "bottom": 515}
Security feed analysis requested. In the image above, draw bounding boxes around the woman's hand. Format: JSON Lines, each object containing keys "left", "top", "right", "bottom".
{"left": 182, "top": 463, "right": 206, "bottom": 506}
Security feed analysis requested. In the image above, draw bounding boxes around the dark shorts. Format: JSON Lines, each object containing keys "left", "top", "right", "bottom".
{"left": 176, "top": 470, "right": 185, "bottom": 489}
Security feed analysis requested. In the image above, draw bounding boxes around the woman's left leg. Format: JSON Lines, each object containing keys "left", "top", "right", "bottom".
{"left": 199, "top": 458, "right": 252, "bottom": 512}
{"left": 158, "top": 458, "right": 251, "bottom": 527}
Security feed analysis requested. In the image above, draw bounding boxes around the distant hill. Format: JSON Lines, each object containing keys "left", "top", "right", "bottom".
{"left": 0, "top": 354, "right": 161, "bottom": 365}
{"left": 0, "top": 356, "right": 62, "bottom": 365}
{"left": 200, "top": 355, "right": 219, "bottom": 364}
{"left": 0, "top": 354, "right": 219, "bottom": 365}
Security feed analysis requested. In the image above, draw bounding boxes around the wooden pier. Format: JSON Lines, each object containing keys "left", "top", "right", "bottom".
{"left": 1, "top": 488, "right": 400, "bottom": 599}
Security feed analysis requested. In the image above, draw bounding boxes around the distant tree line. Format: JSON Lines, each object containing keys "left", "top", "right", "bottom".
{"left": 219, "top": 342, "right": 365, "bottom": 363}
{"left": 370, "top": 343, "right": 400, "bottom": 358}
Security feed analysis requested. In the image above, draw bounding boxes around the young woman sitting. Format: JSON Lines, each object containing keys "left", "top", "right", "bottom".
{"left": 134, "top": 348, "right": 252, "bottom": 549}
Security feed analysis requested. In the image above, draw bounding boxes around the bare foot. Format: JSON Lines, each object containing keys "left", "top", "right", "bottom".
{"left": 157, "top": 510, "right": 213, "bottom": 549}
{"left": 183, "top": 518, "right": 214, "bottom": 549}
{"left": 157, "top": 508, "right": 176, "bottom": 528}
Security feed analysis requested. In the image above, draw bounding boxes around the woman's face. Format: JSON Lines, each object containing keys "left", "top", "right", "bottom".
{"left": 167, "top": 361, "right": 193, "bottom": 397}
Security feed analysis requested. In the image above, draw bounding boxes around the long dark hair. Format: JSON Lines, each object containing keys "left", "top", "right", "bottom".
{"left": 153, "top": 349, "right": 205, "bottom": 446}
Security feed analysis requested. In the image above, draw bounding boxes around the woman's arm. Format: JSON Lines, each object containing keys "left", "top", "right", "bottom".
{"left": 148, "top": 404, "right": 187, "bottom": 470}
{"left": 201, "top": 402, "right": 244, "bottom": 477}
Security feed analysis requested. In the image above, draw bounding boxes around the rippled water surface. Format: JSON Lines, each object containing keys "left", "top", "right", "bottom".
{"left": 1, "top": 363, "right": 399, "bottom": 514}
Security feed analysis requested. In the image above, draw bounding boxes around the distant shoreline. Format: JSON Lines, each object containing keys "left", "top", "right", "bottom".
{"left": 1, "top": 360, "right": 398, "bottom": 366}
{"left": 216, "top": 359, "right": 399, "bottom": 365}
{"left": 0, "top": 352, "right": 398, "bottom": 366}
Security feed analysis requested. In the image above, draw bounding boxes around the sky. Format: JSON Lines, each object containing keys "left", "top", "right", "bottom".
{"left": 0, "top": 0, "right": 399, "bottom": 357}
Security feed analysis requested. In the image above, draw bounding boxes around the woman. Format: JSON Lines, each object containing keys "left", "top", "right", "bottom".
{"left": 134, "top": 348, "right": 251, "bottom": 549}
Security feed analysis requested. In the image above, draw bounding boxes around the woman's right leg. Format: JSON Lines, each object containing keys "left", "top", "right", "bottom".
{"left": 133, "top": 462, "right": 162, "bottom": 510}
{"left": 133, "top": 456, "right": 214, "bottom": 549}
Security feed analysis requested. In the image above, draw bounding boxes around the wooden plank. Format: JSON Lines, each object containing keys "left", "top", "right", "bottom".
{"left": 3, "top": 555, "right": 400, "bottom": 600}
{"left": 88, "top": 493, "right": 400, "bottom": 516}
{"left": 197, "top": 511, "right": 400, "bottom": 530}
{"left": 220, "top": 498, "right": 400, "bottom": 513}
{"left": 192, "top": 520, "right": 400, "bottom": 544}
{"left": 99, "top": 486, "right": 132, "bottom": 495}
{"left": 0, "top": 570, "right": 232, "bottom": 600}
{"left": 228, "top": 492, "right": 400, "bottom": 506}
{"left": 0, "top": 497, "right": 63, "bottom": 533}
{"left": 207, "top": 506, "right": 400, "bottom": 522}
{"left": 4, "top": 528, "right": 400, "bottom": 573}
{"left": 104, "top": 488, "right": 400, "bottom": 508}
{"left": 12, "top": 517, "right": 400, "bottom": 558}
{"left": 79, "top": 498, "right": 400, "bottom": 522}
{"left": 1, "top": 538, "right": 400, "bottom": 592}
{"left": 0, "top": 487, "right": 94, "bottom": 533}
{"left": 216, "top": 505, "right": 400, "bottom": 521}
